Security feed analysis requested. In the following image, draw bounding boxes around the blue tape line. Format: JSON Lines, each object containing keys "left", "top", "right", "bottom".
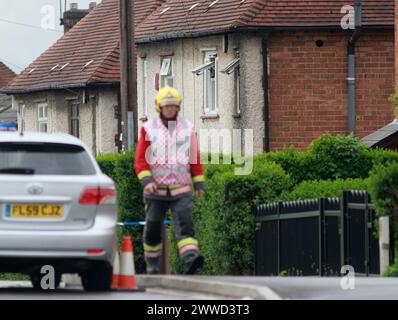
{"left": 118, "top": 220, "right": 172, "bottom": 227}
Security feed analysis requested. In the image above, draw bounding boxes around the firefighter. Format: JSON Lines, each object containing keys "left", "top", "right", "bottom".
{"left": 134, "top": 86, "right": 205, "bottom": 275}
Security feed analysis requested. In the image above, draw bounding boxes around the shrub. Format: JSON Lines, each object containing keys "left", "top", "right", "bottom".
{"left": 171, "top": 161, "right": 292, "bottom": 275}
{"left": 97, "top": 150, "right": 146, "bottom": 273}
{"left": 368, "top": 162, "right": 398, "bottom": 267}
{"left": 0, "top": 273, "right": 29, "bottom": 281}
{"left": 256, "top": 134, "right": 398, "bottom": 186}
{"left": 281, "top": 178, "right": 370, "bottom": 201}
{"left": 257, "top": 147, "right": 316, "bottom": 184}
{"left": 369, "top": 148, "right": 398, "bottom": 169}
{"left": 96, "top": 153, "right": 122, "bottom": 178}
{"left": 307, "top": 133, "right": 373, "bottom": 180}
{"left": 368, "top": 163, "right": 398, "bottom": 219}
{"left": 384, "top": 259, "right": 398, "bottom": 277}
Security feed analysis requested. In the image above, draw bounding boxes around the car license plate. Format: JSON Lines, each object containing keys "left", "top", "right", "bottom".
{"left": 6, "top": 204, "right": 63, "bottom": 218}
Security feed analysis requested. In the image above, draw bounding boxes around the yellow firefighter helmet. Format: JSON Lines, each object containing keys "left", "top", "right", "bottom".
{"left": 155, "top": 86, "right": 182, "bottom": 113}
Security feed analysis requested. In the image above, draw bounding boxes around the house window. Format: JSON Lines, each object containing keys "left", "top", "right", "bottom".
{"left": 69, "top": 101, "right": 80, "bottom": 138}
{"left": 37, "top": 102, "right": 48, "bottom": 133}
{"left": 204, "top": 51, "right": 218, "bottom": 114}
{"left": 159, "top": 57, "right": 173, "bottom": 88}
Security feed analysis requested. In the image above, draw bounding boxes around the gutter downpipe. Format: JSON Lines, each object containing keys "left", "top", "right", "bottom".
{"left": 262, "top": 33, "right": 270, "bottom": 152}
{"left": 347, "top": 0, "right": 362, "bottom": 134}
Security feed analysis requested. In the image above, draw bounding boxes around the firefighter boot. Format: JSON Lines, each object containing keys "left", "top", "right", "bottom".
{"left": 182, "top": 250, "right": 204, "bottom": 275}
{"left": 145, "top": 257, "right": 161, "bottom": 274}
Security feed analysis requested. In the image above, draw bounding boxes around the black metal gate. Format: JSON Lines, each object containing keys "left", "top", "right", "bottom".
{"left": 255, "top": 190, "right": 382, "bottom": 276}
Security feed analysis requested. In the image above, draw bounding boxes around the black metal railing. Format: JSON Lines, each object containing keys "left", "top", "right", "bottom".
{"left": 255, "top": 190, "right": 383, "bottom": 276}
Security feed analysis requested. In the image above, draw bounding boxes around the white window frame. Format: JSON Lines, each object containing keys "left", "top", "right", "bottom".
{"left": 69, "top": 100, "right": 80, "bottom": 138}
{"left": 37, "top": 102, "right": 48, "bottom": 133}
{"left": 203, "top": 51, "right": 218, "bottom": 115}
{"left": 160, "top": 57, "right": 174, "bottom": 88}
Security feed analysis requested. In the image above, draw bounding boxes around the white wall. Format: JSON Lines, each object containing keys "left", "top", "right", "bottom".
{"left": 137, "top": 33, "right": 265, "bottom": 154}
{"left": 96, "top": 88, "right": 119, "bottom": 155}
{"left": 13, "top": 87, "right": 119, "bottom": 155}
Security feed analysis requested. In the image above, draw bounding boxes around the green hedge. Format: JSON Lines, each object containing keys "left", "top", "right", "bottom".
{"left": 384, "top": 259, "right": 398, "bottom": 277}
{"left": 281, "top": 178, "right": 370, "bottom": 201}
{"left": 256, "top": 147, "right": 315, "bottom": 184}
{"left": 0, "top": 273, "right": 29, "bottom": 281}
{"left": 257, "top": 134, "right": 398, "bottom": 185}
{"left": 369, "top": 148, "right": 398, "bottom": 172}
{"left": 368, "top": 162, "right": 398, "bottom": 264}
{"left": 368, "top": 163, "right": 398, "bottom": 219}
{"left": 96, "top": 153, "right": 122, "bottom": 177}
{"left": 97, "top": 150, "right": 146, "bottom": 274}
{"left": 307, "top": 133, "right": 372, "bottom": 180}
{"left": 95, "top": 133, "right": 398, "bottom": 275}
{"left": 170, "top": 161, "right": 292, "bottom": 275}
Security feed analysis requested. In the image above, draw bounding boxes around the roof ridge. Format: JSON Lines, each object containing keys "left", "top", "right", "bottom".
{"left": 232, "top": 0, "right": 268, "bottom": 27}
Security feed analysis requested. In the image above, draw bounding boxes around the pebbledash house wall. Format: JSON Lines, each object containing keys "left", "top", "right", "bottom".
{"left": 12, "top": 87, "right": 119, "bottom": 155}
{"left": 137, "top": 29, "right": 395, "bottom": 153}
{"left": 136, "top": 33, "right": 266, "bottom": 155}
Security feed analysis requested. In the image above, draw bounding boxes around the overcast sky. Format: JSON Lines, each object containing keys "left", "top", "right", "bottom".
{"left": 0, "top": 0, "right": 100, "bottom": 74}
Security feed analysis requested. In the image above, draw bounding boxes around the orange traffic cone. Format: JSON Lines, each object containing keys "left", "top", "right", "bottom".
{"left": 111, "top": 245, "right": 120, "bottom": 289}
{"left": 118, "top": 236, "right": 141, "bottom": 291}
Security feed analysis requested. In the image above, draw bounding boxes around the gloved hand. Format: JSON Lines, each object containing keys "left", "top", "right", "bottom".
{"left": 144, "top": 182, "right": 157, "bottom": 194}
{"left": 195, "top": 189, "right": 205, "bottom": 198}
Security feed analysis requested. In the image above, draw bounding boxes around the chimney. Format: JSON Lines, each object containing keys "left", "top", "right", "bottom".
{"left": 70, "top": 2, "right": 78, "bottom": 11}
{"left": 60, "top": 2, "right": 95, "bottom": 34}
{"left": 89, "top": 2, "right": 97, "bottom": 11}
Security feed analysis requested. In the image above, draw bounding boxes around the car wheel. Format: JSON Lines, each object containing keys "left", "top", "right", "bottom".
{"left": 81, "top": 262, "right": 112, "bottom": 292}
{"left": 30, "top": 271, "right": 62, "bottom": 291}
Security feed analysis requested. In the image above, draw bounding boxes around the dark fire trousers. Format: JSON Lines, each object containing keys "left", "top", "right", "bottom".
{"left": 143, "top": 191, "right": 198, "bottom": 261}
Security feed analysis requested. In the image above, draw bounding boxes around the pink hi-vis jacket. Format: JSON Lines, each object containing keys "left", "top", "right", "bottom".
{"left": 134, "top": 116, "right": 205, "bottom": 190}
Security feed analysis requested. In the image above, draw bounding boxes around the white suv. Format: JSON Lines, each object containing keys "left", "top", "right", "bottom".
{"left": 0, "top": 132, "right": 117, "bottom": 291}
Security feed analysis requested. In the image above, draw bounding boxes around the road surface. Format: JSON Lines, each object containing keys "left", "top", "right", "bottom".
{"left": 0, "top": 281, "right": 230, "bottom": 300}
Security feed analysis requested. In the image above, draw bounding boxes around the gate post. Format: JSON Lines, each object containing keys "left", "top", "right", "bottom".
{"left": 342, "top": 191, "right": 349, "bottom": 268}
{"left": 379, "top": 216, "right": 390, "bottom": 276}
{"left": 364, "top": 192, "right": 370, "bottom": 277}
{"left": 277, "top": 200, "right": 283, "bottom": 275}
{"left": 319, "top": 198, "right": 326, "bottom": 276}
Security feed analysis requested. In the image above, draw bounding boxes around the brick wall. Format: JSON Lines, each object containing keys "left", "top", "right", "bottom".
{"left": 396, "top": 0, "right": 398, "bottom": 87}
{"left": 268, "top": 30, "right": 395, "bottom": 151}
{"left": 356, "top": 31, "right": 395, "bottom": 138}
